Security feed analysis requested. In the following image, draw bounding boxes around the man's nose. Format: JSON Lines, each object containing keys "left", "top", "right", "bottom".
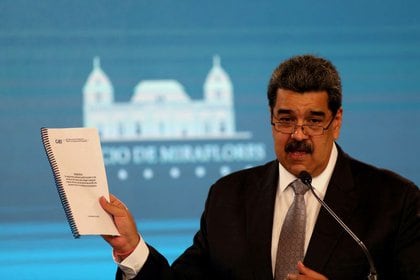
{"left": 291, "top": 124, "right": 309, "bottom": 140}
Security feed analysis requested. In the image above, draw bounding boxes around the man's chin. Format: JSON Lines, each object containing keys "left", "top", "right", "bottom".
{"left": 286, "top": 164, "right": 310, "bottom": 177}
{"left": 279, "top": 153, "right": 312, "bottom": 175}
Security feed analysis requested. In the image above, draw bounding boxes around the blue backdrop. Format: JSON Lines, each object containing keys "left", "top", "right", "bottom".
{"left": 1, "top": 1, "right": 419, "bottom": 279}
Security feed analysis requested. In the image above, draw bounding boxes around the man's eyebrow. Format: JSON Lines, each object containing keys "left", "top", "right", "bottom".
{"left": 275, "top": 109, "right": 326, "bottom": 117}
{"left": 309, "top": 111, "right": 326, "bottom": 117}
{"left": 276, "top": 109, "right": 293, "bottom": 115}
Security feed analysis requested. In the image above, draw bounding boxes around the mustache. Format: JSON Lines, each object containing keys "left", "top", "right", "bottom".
{"left": 285, "top": 141, "right": 313, "bottom": 154}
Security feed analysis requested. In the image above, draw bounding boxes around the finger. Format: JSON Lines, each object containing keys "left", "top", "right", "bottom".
{"left": 286, "top": 273, "right": 298, "bottom": 280}
{"left": 297, "top": 261, "right": 328, "bottom": 280}
{"left": 108, "top": 194, "right": 128, "bottom": 209}
{"left": 100, "top": 195, "right": 127, "bottom": 217}
{"left": 101, "top": 234, "right": 114, "bottom": 244}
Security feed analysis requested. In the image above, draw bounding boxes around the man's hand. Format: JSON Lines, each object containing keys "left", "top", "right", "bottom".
{"left": 286, "top": 261, "right": 328, "bottom": 280}
{"left": 99, "top": 194, "right": 140, "bottom": 260}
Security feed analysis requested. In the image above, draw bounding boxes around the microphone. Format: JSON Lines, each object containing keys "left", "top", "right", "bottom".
{"left": 299, "top": 171, "right": 378, "bottom": 280}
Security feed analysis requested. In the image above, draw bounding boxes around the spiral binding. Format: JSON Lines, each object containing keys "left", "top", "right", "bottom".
{"left": 41, "top": 127, "right": 80, "bottom": 238}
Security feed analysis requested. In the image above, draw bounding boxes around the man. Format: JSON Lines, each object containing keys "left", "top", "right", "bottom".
{"left": 100, "top": 55, "right": 419, "bottom": 279}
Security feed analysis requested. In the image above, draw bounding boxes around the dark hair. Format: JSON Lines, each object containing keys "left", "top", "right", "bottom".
{"left": 267, "top": 54, "right": 342, "bottom": 115}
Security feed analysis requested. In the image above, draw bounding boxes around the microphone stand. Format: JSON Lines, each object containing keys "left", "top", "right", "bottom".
{"left": 299, "top": 172, "right": 378, "bottom": 280}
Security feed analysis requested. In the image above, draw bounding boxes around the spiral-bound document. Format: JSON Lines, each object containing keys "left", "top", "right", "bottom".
{"left": 41, "top": 127, "right": 119, "bottom": 238}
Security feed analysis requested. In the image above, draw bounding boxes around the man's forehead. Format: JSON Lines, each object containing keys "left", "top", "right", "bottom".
{"left": 274, "top": 89, "right": 330, "bottom": 115}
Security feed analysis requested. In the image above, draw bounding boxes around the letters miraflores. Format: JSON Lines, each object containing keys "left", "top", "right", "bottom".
{"left": 103, "top": 143, "right": 266, "bottom": 166}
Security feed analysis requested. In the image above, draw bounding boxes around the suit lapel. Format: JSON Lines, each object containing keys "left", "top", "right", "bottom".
{"left": 304, "top": 147, "right": 360, "bottom": 272}
{"left": 246, "top": 161, "right": 279, "bottom": 279}
{"left": 243, "top": 148, "right": 361, "bottom": 277}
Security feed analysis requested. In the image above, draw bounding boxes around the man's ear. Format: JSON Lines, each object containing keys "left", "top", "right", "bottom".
{"left": 333, "top": 107, "right": 343, "bottom": 140}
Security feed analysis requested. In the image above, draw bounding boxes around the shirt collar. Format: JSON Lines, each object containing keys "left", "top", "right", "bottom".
{"left": 278, "top": 143, "right": 338, "bottom": 195}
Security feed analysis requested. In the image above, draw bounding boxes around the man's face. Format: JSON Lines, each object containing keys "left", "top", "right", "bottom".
{"left": 271, "top": 89, "right": 342, "bottom": 177}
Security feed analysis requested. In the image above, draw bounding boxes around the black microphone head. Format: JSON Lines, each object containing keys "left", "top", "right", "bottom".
{"left": 298, "top": 171, "right": 312, "bottom": 185}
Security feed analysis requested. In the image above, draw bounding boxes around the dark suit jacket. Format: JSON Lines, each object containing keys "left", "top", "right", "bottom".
{"left": 118, "top": 146, "right": 419, "bottom": 280}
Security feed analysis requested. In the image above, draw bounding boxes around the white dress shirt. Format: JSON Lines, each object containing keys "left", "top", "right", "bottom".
{"left": 114, "top": 234, "right": 149, "bottom": 280}
{"left": 270, "top": 144, "right": 338, "bottom": 275}
{"left": 117, "top": 144, "right": 338, "bottom": 279}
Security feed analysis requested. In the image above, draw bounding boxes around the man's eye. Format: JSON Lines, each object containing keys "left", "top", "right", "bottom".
{"left": 307, "top": 119, "right": 322, "bottom": 125}
{"left": 279, "top": 118, "right": 294, "bottom": 124}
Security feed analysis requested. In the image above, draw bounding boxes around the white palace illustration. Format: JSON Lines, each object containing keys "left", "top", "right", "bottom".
{"left": 83, "top": 56, "right": 251, "bottom": 141}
